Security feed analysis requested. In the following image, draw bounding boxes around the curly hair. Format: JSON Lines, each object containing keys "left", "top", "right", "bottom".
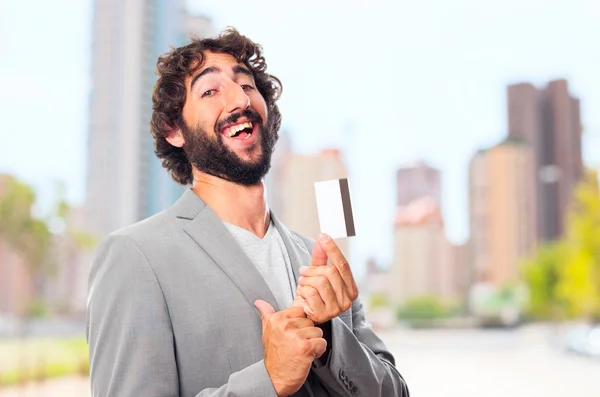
{"left": 150, "top": 27, "right": 283, "bottom": 185}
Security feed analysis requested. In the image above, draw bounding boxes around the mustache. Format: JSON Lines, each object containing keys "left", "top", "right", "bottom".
{"left": 215, "top": 109, "right": 263, "bottom": 133}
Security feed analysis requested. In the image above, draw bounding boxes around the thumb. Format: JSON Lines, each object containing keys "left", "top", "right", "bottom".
{"left": 311, "top": 235, "right": 328, "bottom": 267}
{"left": 254, "top": 299, "right": 275, "bottom": 325}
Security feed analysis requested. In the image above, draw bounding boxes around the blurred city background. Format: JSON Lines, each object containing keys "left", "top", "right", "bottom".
{"left": 1, "top": 0, "right": 600, "bottom": 395}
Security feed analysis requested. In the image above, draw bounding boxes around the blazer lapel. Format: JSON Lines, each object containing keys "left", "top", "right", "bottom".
{"left": 271, "top": 212, "right": 312, "bottom": 287}
{"left": 175, "top": 189, "right": 280, "bottom": 314}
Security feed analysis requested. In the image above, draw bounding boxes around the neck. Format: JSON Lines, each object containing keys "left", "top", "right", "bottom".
{"left": 191, "top": 168, "right": 270, "bottom": 238}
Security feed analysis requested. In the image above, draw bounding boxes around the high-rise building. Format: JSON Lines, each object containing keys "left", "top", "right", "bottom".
{"left": 507, "top": 79, "right": 582, "bottom": 241}
{"left": 267, "top": 147, "right": 350, "bottom": 255}
{"left": 469, "top": 140, "right": 536, "bottom": 286}
{"left": 451, "top": 241, "right": 471, "bottom": 304}
{"left": 396, "top": 161, "right": 441, "bottom": 207}
{"left": 85, "top": 0, "right": 214, "bottom": 237}
{"left": 390, "top": 198, "right": 460, "bottom": 304}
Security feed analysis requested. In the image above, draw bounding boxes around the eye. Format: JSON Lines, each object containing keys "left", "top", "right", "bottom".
{"left": 241, "top": 84, "right": 254, "bottom": 91}
{"left": 202, "top": 89, "right": 216, "bottom": 98}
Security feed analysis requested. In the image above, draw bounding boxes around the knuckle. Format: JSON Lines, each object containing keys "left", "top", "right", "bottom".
{"left": 338, "top": 260, "right": 350, "bottom": 271}
{"left": 317, "top": 277, "right": 330, "bottom": 289}
{"left": 306, "top": 287, "right": 320, "bottom": 299}
{"left": 281, "top": 318, "right": 292, "bottom": 331}
{"left": 298, "top": 340, "right": 311, "bottom": 355}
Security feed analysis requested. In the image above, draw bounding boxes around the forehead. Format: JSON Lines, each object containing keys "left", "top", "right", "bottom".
{"left": 190, "top": 52, "right": 243, "bottom": 77}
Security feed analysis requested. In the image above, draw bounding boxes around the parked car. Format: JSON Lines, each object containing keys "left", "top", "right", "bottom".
{"left": 562, "top": 323, "right": 600, "bottom": 359}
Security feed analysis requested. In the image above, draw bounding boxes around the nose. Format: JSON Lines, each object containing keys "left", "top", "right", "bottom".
{"left": 225, "top": 83, "right": 251, "bottom": 114}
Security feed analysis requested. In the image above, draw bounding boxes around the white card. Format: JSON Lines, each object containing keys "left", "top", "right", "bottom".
{"left": 314, "top": 178, "right": 356, "bottom": 239}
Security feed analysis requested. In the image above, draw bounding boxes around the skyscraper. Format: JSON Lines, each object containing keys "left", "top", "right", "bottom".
{"left": 396, "top": 161, "right": 441, "bottom": 207}
{"left": 507, "top": 79, "right": 583, "bottom": 241}
{"left": 469, "top": 140, "right": 536, "bottom": 286}
{"left": 85, "top": 0, "right": 213, "bottom": 237}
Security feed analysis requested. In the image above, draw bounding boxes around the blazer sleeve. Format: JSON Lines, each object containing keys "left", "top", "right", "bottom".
{"left": 86, "top": 234, "right": 278, "bottom": 397}
{"left": 310, "top": 298, "right": 410, "bottom": 396}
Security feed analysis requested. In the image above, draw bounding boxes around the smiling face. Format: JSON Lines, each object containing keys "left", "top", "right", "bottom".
{"left": 166, "top": 51, "right": 277, "bottom": 186}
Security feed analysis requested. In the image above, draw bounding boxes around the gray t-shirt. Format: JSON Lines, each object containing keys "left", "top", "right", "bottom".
{"left": 223, "top": 220, "right": 296, "bottom": 309}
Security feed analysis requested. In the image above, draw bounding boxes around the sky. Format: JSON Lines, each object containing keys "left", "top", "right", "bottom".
{"left": 0, "top": 0, "right": 599, "bottom": 276}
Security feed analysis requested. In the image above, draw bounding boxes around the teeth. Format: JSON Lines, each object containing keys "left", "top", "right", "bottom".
{"left": 226, "top": 122, "right": 253, "bottom": 137}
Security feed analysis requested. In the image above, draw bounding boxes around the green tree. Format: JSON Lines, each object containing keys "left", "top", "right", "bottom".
{"left": 557, "top": 170, "right": 600, "bottom": 321}
{"left": 0, "top": 176, "right": 52, "bottom": 293}
{"left": 522, "top": 242, "right": 566, "bottom": 319}
{"left": 397, "top": 296, "right": 449, "bottom": 323}
{"left": 368, "top": 293, "right": 390, "bottom": 309}
{"left": 523, "top": 169, "right": 600, "bottom": 321}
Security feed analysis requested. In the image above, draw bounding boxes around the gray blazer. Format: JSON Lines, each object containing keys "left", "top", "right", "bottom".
{"left": 86, "top": 188, "right": 409, "bottom": 396}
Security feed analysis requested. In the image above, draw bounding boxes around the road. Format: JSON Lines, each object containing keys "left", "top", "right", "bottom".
{"left": 1, "top": 324, "right": 598, "bottom": 396}
{"left": 378, "top": 324, "right": 600, "bottom": 397}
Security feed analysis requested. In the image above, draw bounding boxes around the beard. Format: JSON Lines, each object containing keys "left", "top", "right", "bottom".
{"left": 179, "top": 108, "right": 278, "bottom": 186}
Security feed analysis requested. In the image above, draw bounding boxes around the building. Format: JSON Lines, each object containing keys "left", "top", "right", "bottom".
{"left": 396, "top": 161, "right": 441, "bottom": 207}
{"left": 361, "top": 257, "right": 390, "bottom": 299}
{"left": 0, "top": 175, "right": 36, "bottom": 316}
{"left": 390, "top": 198, "right": 461, "bottom": 304}
{"left": 267, "top": 147, "right": 350, "bottom": 255}
{"left": 0, "top": 240, "right": 34, "bottom": 316}
{"left": 507, "top": 79, "right": 583, "bottom": 241}
{"left": 469, "top": 139, "right": 536, "bottom": 286}
{"left": 42, "top": 206, "right": 94, "bottom": 316}
{"left": 85, "top": 0, "right": 214, "bottom": 237}
{"left": 450, "top": 241, "right": 471, "bottom": 304}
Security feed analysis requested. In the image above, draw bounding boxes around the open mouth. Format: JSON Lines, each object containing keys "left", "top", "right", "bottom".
{"left": 221, "top": 121, "right": 254, "bottom": 140}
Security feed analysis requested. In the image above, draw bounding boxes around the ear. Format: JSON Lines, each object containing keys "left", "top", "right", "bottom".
{"left": 165, "top": 128, "right": 185, "bottom": 148}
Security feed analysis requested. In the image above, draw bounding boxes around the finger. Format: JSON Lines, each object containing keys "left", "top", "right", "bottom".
{"left": 287, "top": 317, "right": 315, "bottom": 330}
{"left": 291, "top": 296, "right": 304, "bottom": 309}
{"left": 254, "top": 300, "right": 275, "bottom": 331}
{"left": 297, "top": 326, "right": 324, "bottom": 340}
{"left": 292, "top": 299, "right": 313, "bottom": 317}
{"left": 298, "top": 275, "right": 340, "bottom": 310}
{"left": 299, "top": 266, "right": 346, "bottom": 309}
{"left": 310, "top": 338, "right": 328, "bottom": 359}
{"left": 317, "top": 234, "right": 358, "bottom": 299}
{"left": 291, "top": 286, "right": 313, "bottom": 316}
{"left": 311, "top": 236, "right": 328, "bottom": 266}
{"left": 299, "top": 286, "right": 327, "bottom": 323}
{"left": 282, "top": 305, "right": 309, "bottom": 319}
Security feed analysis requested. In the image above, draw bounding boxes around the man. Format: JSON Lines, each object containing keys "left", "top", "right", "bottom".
{"left": 86, "top": 28, "right": 409, "bottom": 397}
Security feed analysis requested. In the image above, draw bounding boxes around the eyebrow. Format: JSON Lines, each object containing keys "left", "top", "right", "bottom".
{"left": 190, "top": 65, "right": 255, "bottom": 91}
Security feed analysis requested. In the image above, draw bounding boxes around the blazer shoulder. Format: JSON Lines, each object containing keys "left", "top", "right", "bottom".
{"left": 96, "top": 209, "right": 181, "bottom": 254}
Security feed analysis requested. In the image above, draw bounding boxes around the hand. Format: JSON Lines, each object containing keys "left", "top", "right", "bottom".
{"left": 295, "top": 234, "right": 359, "bottom": 324}
{"left": 254, "top": 300, "right": 327, "bottom": 397}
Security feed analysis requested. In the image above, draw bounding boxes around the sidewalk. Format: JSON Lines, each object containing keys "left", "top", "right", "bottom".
{"left": 0, "top": 376, "right": 89, "bottom": 397}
